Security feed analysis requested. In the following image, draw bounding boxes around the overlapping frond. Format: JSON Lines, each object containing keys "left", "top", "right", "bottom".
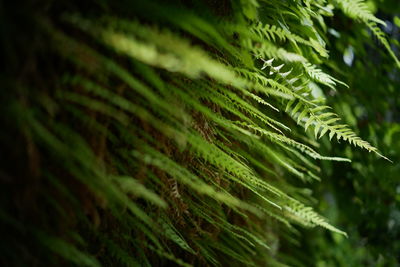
{"left": 335, "top": 0, "right": 400, "bottom": 68}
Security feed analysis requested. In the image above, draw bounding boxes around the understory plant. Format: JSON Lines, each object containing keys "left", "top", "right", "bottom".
{"left": 0, "top": 0, "right": 398, "bottom": 266}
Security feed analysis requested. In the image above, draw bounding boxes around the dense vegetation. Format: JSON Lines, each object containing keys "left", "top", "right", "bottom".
{"left": 0, "top": 0, "right": 399, "bottom": 266}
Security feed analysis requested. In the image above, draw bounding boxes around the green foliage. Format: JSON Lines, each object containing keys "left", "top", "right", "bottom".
{"left": 0, "top": 0, "right": 398, "bottom": 266}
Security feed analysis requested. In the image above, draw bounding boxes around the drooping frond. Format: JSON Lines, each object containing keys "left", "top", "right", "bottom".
{"left": 335, "top": 0, "right": 385, "bottom": 25}
{"left": 302, "top": 62, "right": 349, "bottom": 89}
{"left": 249, "top": 22, "right": 329, "bottom": 57}
{"left": 367, "top": 22, "right": 400, "bottom": 69}
{"left": 260, "top": 59, "right": 387, "bottom": 158}
{"left": 335, "top": 0, "right": 400, "bottom": 68}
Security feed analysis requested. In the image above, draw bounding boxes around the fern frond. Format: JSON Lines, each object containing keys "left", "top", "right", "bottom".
{"left": 235, "top": 121, "right": 351, "bottom": 162}
{"left": 147, "top": 245, "right": 193, "bottom": 267}
{"left": 335, "top": 0, "right": 385, "bottom": 25}
{"left": 36, "top": 232, "right": 101, "bottom": 267}
{"left": 335, "top": 0, "right": 400, "bottom": 68}
{"left": 262, "top": 59, "right": 386, "bottom": 158}
{"left": 283, "top": 199, "right": 347, "bottom": 236}
{"left": 367, "top": 22, "right": 400, "bottom": 69}
{"left": 159, "top": 217, "right": 196, "bottom": 254}
{"left": 250, "top": 22, "right": 328, "bottom": 57}
{"left": 286, "top": 99, "right": 384, "bottom": 155}
{"left": 302, "top": 62, "right": 348, "bottom": 89}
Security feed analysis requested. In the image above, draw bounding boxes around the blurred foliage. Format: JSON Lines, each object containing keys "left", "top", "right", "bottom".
{"left": 0, "top": 0, "right": 399, "bottom": 266}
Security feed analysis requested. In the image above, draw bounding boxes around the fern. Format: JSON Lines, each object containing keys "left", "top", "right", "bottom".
{"left": 335, "top": 0, "right": 386, "bottom": 25}
{"left": 302, "top": 62, "right": 349, "bottom": 89}
{"left": 260, "top": 58, "right": 388, "bottom": 159}
{"left": 283, "top": 199, "right": 347, "bottom": 236}
{"left": 1, "top": 0, "right": 396, "bottom": 266}
{"left": 249, "top": 22, "right": 329, "bottom": 57}
{"left": 335, "top": 0, "right": 400, "bottom": 68}
{"left": 367, "top": 22, "right": 400, "bottom": 69}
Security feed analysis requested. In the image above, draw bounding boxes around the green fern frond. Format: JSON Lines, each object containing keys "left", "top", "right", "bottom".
{"left": 284, "top": 199, "right": 347, "bottom": 236}
{"left": 250, "top": 22, "right": 328, "bottom": 57}
{"left": 302, "top": 62, "right": 349, "bottom": 89}
{"left": 367, "top": 22, "right": 400, "bottom": 69}
{"left": 261, "top": 59, "right": 386, "bottom": 158}
{"left": 335, "top": 0, "right": 400, "bottom": 68}
{"left": 234, "top": 121, "right": 351, "bottom": 162}
{"left": 335, "top": 0, "right": 386, "bottom": 25}
{"left": 147, "top": 245, "right": 193, "bottom": 267}
{"left": 36, "top": 232, "right": 101, "bottom": 267}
